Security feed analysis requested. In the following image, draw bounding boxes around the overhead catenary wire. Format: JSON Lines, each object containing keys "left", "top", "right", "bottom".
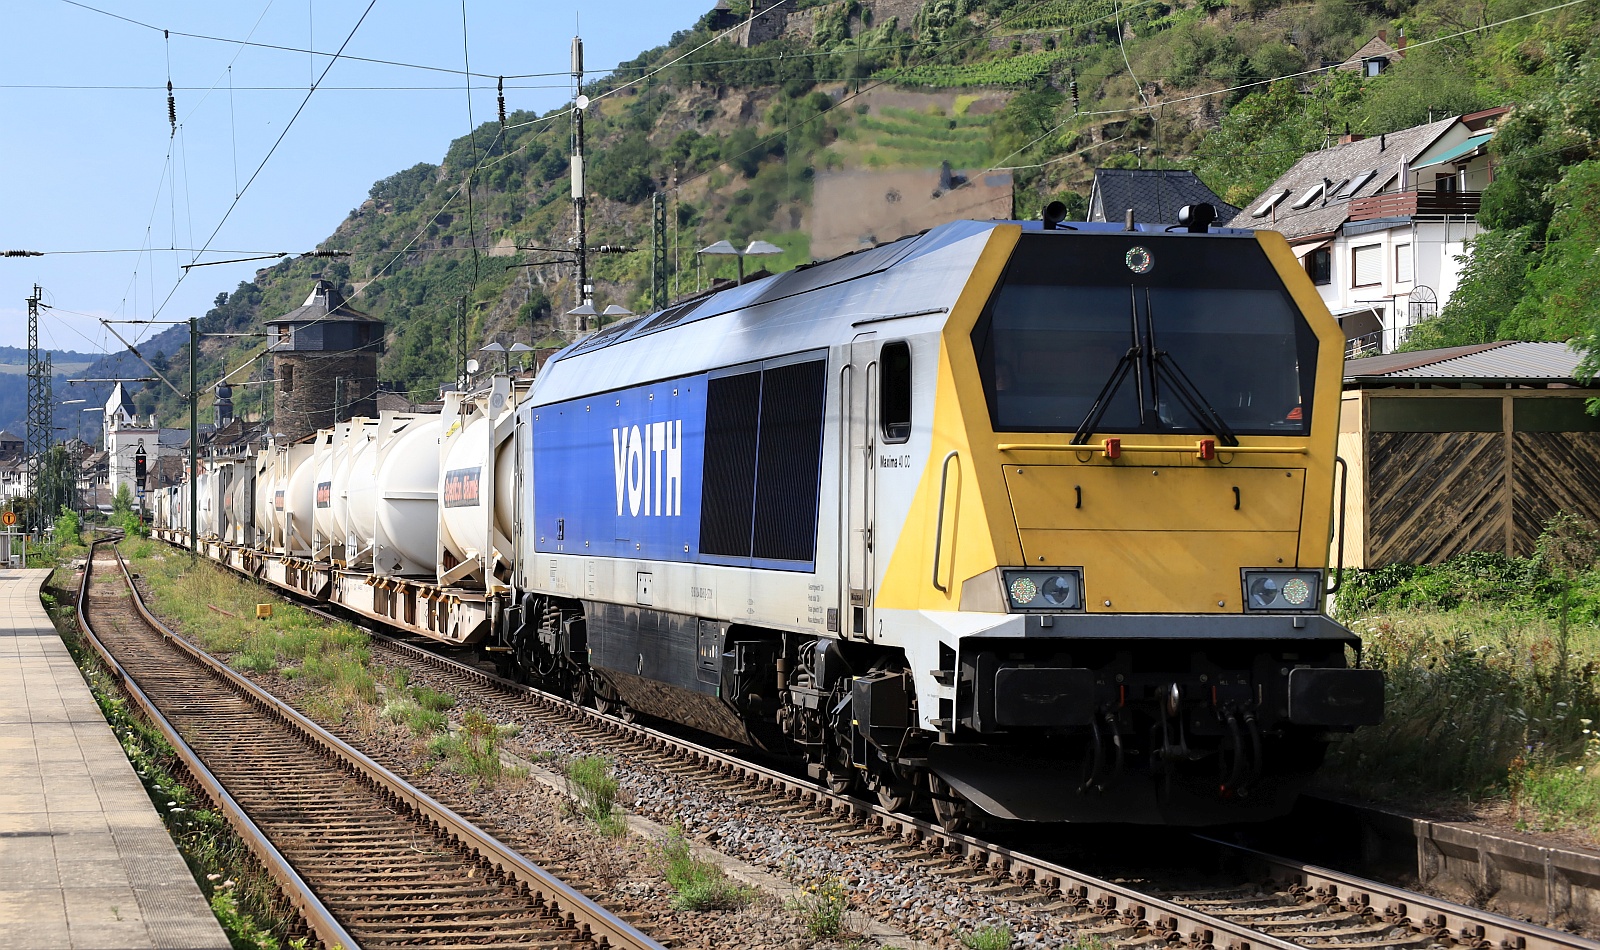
{"left": 933, "top": 0, "right": 1593, "bottom": 212}
{"left": 146, "top": 0, "right": 380, "bottom": 322}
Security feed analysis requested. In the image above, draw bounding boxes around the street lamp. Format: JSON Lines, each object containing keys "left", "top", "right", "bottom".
{"left": 79, "top": 406, "right": 103, "bottom": 445}
{"left": 698, "top": 239, "right": 784, "bottom": 285}
{"left": 479, "top": 342, "right": 509, "bottom": 374}
{"left": 509, "top": 342, "right": 534, "bottom": 375}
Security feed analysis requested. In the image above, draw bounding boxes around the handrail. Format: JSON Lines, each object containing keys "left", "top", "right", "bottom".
{"left": 1327, "top": 455, "right": 1349, "bottom": 596}
{"left": 931, "top": 451, "right": 959, "bottom": 594}
{"left": 999, "top": 441, "right": 1308, "bottom": 456}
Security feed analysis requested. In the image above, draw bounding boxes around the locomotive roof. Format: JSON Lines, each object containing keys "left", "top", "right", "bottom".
{"left": 531, "top": 218, "right": 1256, "bottom": 404}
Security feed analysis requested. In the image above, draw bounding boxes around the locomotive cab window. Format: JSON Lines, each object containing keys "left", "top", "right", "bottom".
{"left": 971, "top": 233, "right": 1318, "bottom": 437}
{"left": 880, "top": 342, "right": 912, "bottom": 444}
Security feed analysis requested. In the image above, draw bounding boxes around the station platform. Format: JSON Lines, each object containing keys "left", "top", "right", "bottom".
{"left": 0, "top": 566, "right": 229, "bottom": 950}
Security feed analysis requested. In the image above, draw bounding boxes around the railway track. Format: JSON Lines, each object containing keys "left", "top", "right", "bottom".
{"left": 357, "top": 628, "right": 1599, "bottom": 950}
{"left": 76, "top": 538, "right": 663, "bottom": 950}
{"left": 135, "top": 533, "right": 1600, "bottom": 950}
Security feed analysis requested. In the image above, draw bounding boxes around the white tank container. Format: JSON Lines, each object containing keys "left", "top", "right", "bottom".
{"left": 197, "top": 467, "right": 218, "bottom": 539}
{"left": 333, "top": 419, "right": 376, "bottom": 550}
{"left": 344, "top": 415, "right": 395, "bottom": 567}
{"left": 224, "top": 461, "right": 253, "bottom": 545}
{"left": 374, "top": 415, "right": 442, "bottom": 576}
{"left": 255, "top": 448, "right": 281, "bottom": 550}
{"left": 283, "top": 444, "right": 317, "bottom": 556}
{"left": 310, "top": 426, "right": 342, "bottom": 559}
{"left": 436, "top": 377, "right": 517, "bottom": 587}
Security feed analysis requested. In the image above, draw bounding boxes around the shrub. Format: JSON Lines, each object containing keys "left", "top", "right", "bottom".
{"left": 786, "top": 875, "right": 848, "bottom": 937}
{"left": 564, "top": 755, "right": 627, "bottom": 835}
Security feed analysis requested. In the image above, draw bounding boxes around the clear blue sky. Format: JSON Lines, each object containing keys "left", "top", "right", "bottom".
{"left": 0, "top": 0, "right": 711, "bottom": 354}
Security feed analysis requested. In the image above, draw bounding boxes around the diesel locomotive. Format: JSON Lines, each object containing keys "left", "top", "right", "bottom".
{"left": 154, "top": 211, "right": 1383, "bottom": 828}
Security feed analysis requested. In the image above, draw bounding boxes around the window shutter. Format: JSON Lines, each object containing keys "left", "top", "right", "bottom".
{"left": 1395, "top": 244, "right": 1413, "bottom": 283}
{"left": 1353, "top": 244, "right": 1382, "bottom": 286}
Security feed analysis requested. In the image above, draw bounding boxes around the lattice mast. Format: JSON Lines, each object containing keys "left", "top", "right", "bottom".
{"left": 25, "top": 285, "right": 52, "bottom": 532}
{"left": 652, "top": 192, "right": 669, "bottom": 312}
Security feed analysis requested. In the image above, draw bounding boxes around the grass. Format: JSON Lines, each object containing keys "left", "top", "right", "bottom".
{"left": 124, "top": 543, "right": 379, "bottom": 724}
{"left": 564, "top": 754, "right": 628, "bottom": 837}
{"left": 659, "top": 824, "right": 752, "bottom": 912}
{"left": 785, "top": 874, "right": 849, "bottom": 937}
{"left": 1326, "top": 515, "right": 1600, "bottom": 838}
{"left": 961, "top": 925, "right": 1015, "bottom": 950}
{"left": 426, "top": 709, "right": 525, "bottom": 787}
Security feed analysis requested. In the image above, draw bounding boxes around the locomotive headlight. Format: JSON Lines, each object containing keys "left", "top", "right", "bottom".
{"left": 1242, "top": 570, "right": 1322, "bottom": 612}
{"left": 1004, "top": 569, "right": 1084, "bottom": 611}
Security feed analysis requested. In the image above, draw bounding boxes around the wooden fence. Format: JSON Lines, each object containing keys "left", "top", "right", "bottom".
{"left": 1337, "top": 390, "right": 1600, "bottom": 568}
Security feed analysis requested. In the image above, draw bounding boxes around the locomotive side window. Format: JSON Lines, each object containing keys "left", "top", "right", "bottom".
{"left": 971, "top": 233, "right": 1318, "bottom": 437}
{"left": 880, "top": 342, "right": 912, "bottom": 444}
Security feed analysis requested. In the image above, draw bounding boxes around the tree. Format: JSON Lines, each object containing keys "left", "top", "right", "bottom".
{"left": 1401, "top": 228, "right": 1534, "bottom": 349}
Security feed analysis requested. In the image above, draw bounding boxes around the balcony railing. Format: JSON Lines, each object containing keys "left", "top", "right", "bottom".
{"left": 1349, "top": 190, "right": 1482, "bottom": 221}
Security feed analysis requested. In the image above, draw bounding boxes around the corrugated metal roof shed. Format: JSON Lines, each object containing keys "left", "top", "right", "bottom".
{"left": 1344, "top": 340, "right": 1589, "bottom": 383}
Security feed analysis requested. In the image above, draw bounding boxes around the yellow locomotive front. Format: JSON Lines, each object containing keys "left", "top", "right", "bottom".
{"left": 876, "top": 221, "right": 1382, "bottom": 825}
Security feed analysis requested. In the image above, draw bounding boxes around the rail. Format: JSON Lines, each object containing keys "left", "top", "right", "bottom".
{"left": 90, "top": 538, "right": 666, "bottom": 950}
{"left": 78, "top": 537, "right": 359, "bottom": 950}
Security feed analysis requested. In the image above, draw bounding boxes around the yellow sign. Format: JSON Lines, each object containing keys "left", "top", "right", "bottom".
{"left": 2, "top": 511, "right": 16, "bottom": 527}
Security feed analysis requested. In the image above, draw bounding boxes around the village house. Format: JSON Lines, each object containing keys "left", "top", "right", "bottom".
{"left": 1226, "top": 107, "right": 1507, "bottom": 355}
{"left": 1085, "top": 168, "right": 1239, "bottom": 226}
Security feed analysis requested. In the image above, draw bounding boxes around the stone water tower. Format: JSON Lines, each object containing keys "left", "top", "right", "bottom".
{"left": 268, "top": 279, "right": 384, "bottom": 442}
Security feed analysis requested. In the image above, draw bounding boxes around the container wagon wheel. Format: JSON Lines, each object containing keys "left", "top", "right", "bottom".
{"left": 926, "top": 772, "right": 972, "bottom": 834}
{"left": 874, "top": 775, "right": 916, "bottom": 812}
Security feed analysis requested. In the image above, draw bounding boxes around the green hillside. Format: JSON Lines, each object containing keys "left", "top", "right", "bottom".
{"left": 129, "top": 0, "right": 1599, "bottom": 426}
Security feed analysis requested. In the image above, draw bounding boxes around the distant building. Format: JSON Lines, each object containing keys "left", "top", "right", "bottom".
{"left": 1086, "top": 168, "right": 1239, "bottom": 226}
{"left": 0, "top": 429, "right": 23, "bottom": 461}
{"left": 812, "top": 163, "right": 1013, "bottom": 259}
{"left": 1337, "top": 30, "right": 1406, "bottom": 77}
{"left": 102, "top": 381, "right": 184, "bottom": 504}
{"left": 268, "top": 279, "right": 385, "bottom": 443}
{"left": 1226, "top": 108, "right": 1507, "bottom": 354}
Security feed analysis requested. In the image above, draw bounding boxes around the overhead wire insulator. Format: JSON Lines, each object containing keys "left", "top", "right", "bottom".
{"left": 497, "top": 76, "right": 506, "bottom": 126}
{"left": 167, "top": 80, "right": 177, "bottom": 135}
{"left": 1070, "top": 73, "right": 1080, "bottom": 113}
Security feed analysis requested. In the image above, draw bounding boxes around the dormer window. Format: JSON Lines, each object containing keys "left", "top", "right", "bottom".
{"left": 1251, "top": 189, "right": 1290, "bottom": 217}
{"left": 1343, "top": 169, "right": 1378, "bottom": 197}
{"left": 1365, "top": 57, "right": 1386, "bottom": 77}
{"left": 1291, "top": 183, "right": 1326, "bottom": 209}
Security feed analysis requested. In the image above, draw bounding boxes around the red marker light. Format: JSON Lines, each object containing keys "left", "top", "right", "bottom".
{"left": 1103, "top": 438, "right": 1121, "bottom": 459}
{"left": 1196, "top": 439, "right": 1216, "bottom": 460}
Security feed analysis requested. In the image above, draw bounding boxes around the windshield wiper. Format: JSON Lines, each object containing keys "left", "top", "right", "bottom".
{"left": 1144, "top": 288, "right": 1239, "bottom": 447}
{"left": 1071, "top": 287, "right": 1146, "bottom": 445}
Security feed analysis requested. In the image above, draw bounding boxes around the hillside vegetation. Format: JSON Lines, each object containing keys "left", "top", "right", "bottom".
{"left": 98, "top": 0, "right": 1599, "bottom": 425}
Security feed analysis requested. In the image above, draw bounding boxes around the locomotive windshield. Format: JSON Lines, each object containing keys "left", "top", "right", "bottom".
{"left": 971, "top": 233, "right": 1319, "bottom": 437}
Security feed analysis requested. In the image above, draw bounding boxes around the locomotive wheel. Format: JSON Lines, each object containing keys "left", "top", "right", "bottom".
{"left": 592, "top": 675, "right": 636, "bottom": 722}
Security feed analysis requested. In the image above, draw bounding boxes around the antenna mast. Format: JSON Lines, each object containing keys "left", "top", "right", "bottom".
{"left": 571, "top": 36, "right": 590, "bottom": 329}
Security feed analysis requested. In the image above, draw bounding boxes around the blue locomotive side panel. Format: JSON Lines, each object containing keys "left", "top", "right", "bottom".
{"left": 532, "top": 355, "right": 829, "bottom": 573}
{"left": 532, "top": 375, "right": 709, "bottom": 562}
